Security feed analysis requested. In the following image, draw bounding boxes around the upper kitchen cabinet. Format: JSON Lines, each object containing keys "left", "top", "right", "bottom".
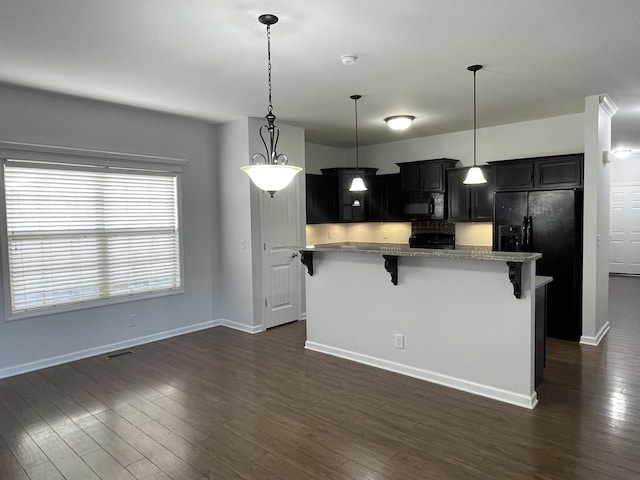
{"left": 368, "top": 174, "right": 403, "bottom": 222}
{"left": 397, "top": 159, "right": 460, "bottom": 193}
{"left": 493, "top": 154, "right": 583, "bottom": 191}
{"left": 447, "top": 166, "right": 496, "bottom": 222}
{"left": 535, "top": 155, "right": 583, "bottom": 189}
{"left": 306, "top": 174, "right": 338, "bottom": 224}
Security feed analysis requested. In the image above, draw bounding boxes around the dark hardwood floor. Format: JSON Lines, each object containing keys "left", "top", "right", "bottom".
{"left": 1, "top": 275, "right": 640, "bottom": 479}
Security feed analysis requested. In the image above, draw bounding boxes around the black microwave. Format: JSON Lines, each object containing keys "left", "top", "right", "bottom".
{"left": 402, "top": 192, "right": 445, "bottom": 220}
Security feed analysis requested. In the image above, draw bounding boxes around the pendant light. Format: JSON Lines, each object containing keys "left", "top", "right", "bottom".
{"left": 349, "top": 94, "right": 367, "bottom": 192}
{"left": 241, "top": 14, "right": 302, "bottom": 197}
{"left": 463, "top": 64, "right": 488, "bottom": 185}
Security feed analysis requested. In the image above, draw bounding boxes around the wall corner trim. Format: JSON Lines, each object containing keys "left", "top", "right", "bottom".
{"left": 580, "top": 321, "right": 611, "bottom": 346}
{"left": 598, "top": 95, "right": 619, "bottom": 117}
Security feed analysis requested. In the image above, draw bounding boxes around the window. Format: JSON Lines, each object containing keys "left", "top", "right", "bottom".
{"left": 2, "top": 159, "right": 182, "bottom": 318}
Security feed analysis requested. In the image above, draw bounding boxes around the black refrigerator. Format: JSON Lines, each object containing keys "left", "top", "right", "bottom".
{"left": 494, "top": 189, "right": 583, "bottom": 341}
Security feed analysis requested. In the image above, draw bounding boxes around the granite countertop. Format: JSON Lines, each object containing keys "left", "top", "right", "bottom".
{"left": 296, "top": 242, "right": 542, "bottom": 263}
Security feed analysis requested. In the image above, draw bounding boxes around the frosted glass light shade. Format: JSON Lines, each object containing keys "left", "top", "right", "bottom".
{"left": 241, "top": 164, "right": 302, "bottom": 196}
{"left": 349, "top": 176, "right": 367, "bottom": 191}
{"left": 385, "top": 115, "right": 415, "bottom": 131}
{"left": 614, "top": 149, "right": 632, "bottom": 159}
{"left": 463, "top": 166, "right": 487, "bottom": 185}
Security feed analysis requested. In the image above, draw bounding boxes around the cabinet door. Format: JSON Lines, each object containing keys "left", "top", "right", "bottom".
{"left": 419, "top": 163, "right": 444, "bottom": 191}
{"left": 400, "top": 164, "right": 421, "bottom": 192}
{"left": 447, "top": 169, "right": 471, "bottom": 221}
{"left": 535, "top": 156, "right": 582, "bottom": 189}
{"left": 305, "top": 174, "right": 338, "bottom": 224}
{"left": 471, "top": 166, "right": 495, "bottom": 221}
{"left": 385, "top": 174, "right": 403, "bottom": 220}
{"left": 495, "top": 162, "right": 534, "bottom": 191}
{"left": 369, "top": 174, "right": 403, "bottom": 221}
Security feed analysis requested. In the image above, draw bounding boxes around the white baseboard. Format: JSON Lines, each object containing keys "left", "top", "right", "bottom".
{"left": 219, "top": 318, "right": 264, "bottom": 334}
{"left": 0, "top": 320, "right": 221, "bottom": 380}
{"left": 305, "top": 341, "right": 538, "bottom": 410}
{"left": 580, "top": 321, "right": 611, "bottom": 346}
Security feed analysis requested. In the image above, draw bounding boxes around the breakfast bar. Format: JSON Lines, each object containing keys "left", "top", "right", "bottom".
{"left": 298, "top": 242, "right": 543, "bottom": 409}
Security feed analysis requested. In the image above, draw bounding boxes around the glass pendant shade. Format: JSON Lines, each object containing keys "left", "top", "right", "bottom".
{"left": 463, "top": 166, "right": 487, "bottom": 185}
{"left": 349, "top": 176, "right": 367, "bottom": 192}
{"left": 241, "top": 164, "right": 302, "bottom": 195}
{"left": 385, "top": 115, "right": 415, "bottom": 131}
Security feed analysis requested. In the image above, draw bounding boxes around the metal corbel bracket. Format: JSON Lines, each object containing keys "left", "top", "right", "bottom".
{"left": 300, "top": 250, "right": 314, "bottom": 276}
{"left": 506, "top": 261, "right": 522, "bottom": 298}
{"left": 383, "top": 255, "right": 399, "bottom": 286}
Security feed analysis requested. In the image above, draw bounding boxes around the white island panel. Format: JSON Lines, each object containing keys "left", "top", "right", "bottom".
{"left": 305, "top": 251, "right": 537, "bottom": 408}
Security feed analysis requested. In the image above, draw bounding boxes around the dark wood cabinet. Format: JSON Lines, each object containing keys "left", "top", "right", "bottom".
{"left": 493, "top": 154, "right": 583, "bottom": 191}
{"left": 305, "top": 174, "right": 338, "bottom": 224}
{"left": 397, "top": 159, "right": 460, "bottom": 193}
{"left": 495, "top": 162, "right": 534, "bottom": 191}
{"left": 535, "top": 155, "right": 582, "bottom": 189}
{"left": 447, "top": 166, "right": 495, "bottom": 222}
{"left": 368, "top": 174, "right": 403, "bottom": 221}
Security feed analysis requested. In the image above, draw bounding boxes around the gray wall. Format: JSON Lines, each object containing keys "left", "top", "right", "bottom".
{"left": 0, "top": 84, "right": 219, "bottom": 376}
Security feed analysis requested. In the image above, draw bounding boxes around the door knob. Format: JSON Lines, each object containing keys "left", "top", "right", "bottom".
{"left": 291, "top": 252, "right": 298, "bottom": 258}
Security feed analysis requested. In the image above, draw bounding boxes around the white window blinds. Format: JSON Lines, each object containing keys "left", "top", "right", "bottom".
{"left": 3, "top": 160, "right": 182, "bottom": 315}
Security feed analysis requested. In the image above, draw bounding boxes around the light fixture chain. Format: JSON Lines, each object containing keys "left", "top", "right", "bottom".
{"left": 266, "top": 23, "right": 273, "bottom": 113}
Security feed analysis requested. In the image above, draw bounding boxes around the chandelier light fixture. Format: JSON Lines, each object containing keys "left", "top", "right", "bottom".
{"left": 241, "top": 14, "right": 302, "bottom": 197}
{"left": 384, "top": 115, "right": 415, "bottom": 131}
{"left": 349, "top": 94, "right": 367, "bottom": 192}
{"left": 463, "top": 64, "right": 488, "bottom": 185}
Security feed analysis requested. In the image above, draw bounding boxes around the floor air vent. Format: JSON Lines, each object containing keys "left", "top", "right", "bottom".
{"left": 106, "top": 350, "right": 133, "bottom": 359}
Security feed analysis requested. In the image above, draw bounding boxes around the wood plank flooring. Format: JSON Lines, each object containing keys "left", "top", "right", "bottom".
{"left": 1, "top": 274, "right": 640, "bottom": 479}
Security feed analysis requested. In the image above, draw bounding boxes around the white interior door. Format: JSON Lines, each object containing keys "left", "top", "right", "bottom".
{"left": 260, "top": 179, "right": 302, "bottom": 329}
{"left": 610, "top": 184, "right": 640, "bottom": 274}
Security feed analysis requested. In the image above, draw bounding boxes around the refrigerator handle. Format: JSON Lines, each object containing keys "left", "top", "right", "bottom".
{"left": 527, "top": 216, "right": 533, "bottom": 251}
{"left": 521, "top": 216, "right": 529, "bottom": 249}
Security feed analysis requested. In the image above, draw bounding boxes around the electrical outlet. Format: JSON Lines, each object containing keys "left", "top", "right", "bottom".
{"left": 327, "top": 228, "right": 333, "bottom": 240}
{"left": 394, "top": 334, "right": 404, "bottom": 349}
{"left": 128, "top": 314, "right": 136, "bottom": 327}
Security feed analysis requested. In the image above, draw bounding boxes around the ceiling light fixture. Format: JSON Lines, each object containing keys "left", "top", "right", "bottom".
{"left": 341, "top": 55, "right": 358, "bottom": 66}
{"left": 463, "top": 64, "right": 488, "bottom": 185}
{"left": 241, "top": 14, "right": 301, "bottom": 197}
{"left": 348, "top": 94, "right": 367, "bottom": 192}
{"left": 384, "top": 115, "right": 415, "bottom": 131}
{"left": 614, "top": 149, "right": 632, "bottom": 159}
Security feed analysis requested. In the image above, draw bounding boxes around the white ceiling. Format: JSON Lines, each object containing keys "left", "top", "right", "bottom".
{"left": 1, "top": 0, "right": 639, "bottom": 151}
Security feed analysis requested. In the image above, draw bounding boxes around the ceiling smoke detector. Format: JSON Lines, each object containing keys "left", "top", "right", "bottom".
{"left": 341, "top": 55, "right": 358, "bottom": 66}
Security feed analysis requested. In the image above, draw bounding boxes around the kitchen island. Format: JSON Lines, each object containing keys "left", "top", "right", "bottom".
{"left": 298, "top": 242, "right": 542, "bottom": 409}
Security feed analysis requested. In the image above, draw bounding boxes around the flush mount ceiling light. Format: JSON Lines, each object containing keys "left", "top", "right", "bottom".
{"left": 614, "top": 149, "right": 633, "bottom": 159}
{"left": 349, "top": 94, "right": 367, "bottom": 192}
{"left": 463, "top": 64, "right": 488, "bottom": 185}
{"left": 341, "top": 54, "right": 358, "bottom": 66}
{"left": 240, "top": 14, "right": 302, "bottom": 197}
{"left": 384, "top": 115, "right": 415, "bottom": 131}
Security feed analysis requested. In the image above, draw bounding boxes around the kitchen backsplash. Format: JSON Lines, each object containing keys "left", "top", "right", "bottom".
{"left": 455, "top": 222, "right": 493, "bottom": 246}
{"left": 306, "top": 222, "right": 412, "bottom": 245}
{"left": 306, "top": 221, "right": 493, "bottom": 247}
